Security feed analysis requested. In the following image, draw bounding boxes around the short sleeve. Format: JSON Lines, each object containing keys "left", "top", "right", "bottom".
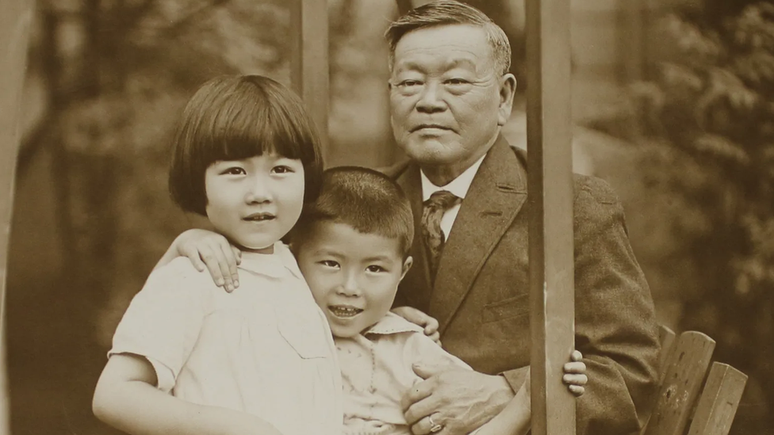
{"left": 109, "top": 259, "right": 210, "bottom": 390}
{"left": 403, "top": 332, "right": 472, "bottom": 373}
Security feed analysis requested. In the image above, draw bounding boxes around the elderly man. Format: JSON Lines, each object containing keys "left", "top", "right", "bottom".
{"left": 160, "top": 2, "right": 660, "bottom": 435}
{"left": 381, "top": 3, "right": 659, "bottom": 435}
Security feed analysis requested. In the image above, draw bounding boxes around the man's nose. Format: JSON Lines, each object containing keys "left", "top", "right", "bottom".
{"left": 416, "top": 82, "right": 446, "bottom": 113}
{"left": 336, "top": 272, "right": 362, "bottom": 297}
{"left": 244, "top": 176, "right": 271, "bottom": 203}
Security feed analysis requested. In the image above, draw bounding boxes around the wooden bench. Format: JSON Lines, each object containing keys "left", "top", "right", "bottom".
{"left": 641, "top": 326, "right": 747, "bottom": 435}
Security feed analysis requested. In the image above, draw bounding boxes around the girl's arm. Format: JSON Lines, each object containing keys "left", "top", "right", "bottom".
{"left": 93, "top": 353, "right": 283, "bottom": 435}
{"left": 155, "top": 229, "right": 241, "bottom": 292}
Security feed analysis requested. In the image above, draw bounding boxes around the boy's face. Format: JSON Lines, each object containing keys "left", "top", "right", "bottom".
{"left": 296, "top": 221, "right": 412, "bottom": 338}
{"left": 204, "top": 154, "right": 305, "bottom": 253}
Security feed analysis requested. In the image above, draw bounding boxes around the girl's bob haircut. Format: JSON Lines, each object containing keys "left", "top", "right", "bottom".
{"left": 168, "top": 75, "right": 324, "bottom": 215}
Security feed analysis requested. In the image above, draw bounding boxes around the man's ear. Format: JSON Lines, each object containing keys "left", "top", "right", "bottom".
{"left": 497, "top": 73, "right": 517, "bottom": 127}
{"left": 400, "top": 256, "right": 414, "bottom": 281}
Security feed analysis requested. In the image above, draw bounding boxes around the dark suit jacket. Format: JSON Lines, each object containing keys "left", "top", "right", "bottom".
{"left": 385, "top": 135, "right": 660, "bottom": 435}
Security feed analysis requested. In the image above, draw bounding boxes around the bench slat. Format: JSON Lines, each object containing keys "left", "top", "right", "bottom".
{"left": 686, "top": 362, "right": 747, "bottom": 435}
{"left": 643, "top": 331, "right": 716, "bottom": 435}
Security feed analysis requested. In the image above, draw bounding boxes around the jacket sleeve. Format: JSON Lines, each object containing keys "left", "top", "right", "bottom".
{"left": 570, "top": 176, "right": 660, "bottom": 435}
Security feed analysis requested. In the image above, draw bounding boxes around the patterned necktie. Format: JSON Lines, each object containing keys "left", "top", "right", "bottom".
{"left": 421, "top": 190, "right": 462, "bottom": 280}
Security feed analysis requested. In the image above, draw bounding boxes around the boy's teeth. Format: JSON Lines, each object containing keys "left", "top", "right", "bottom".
{"left": 330, "top": 306, "right": 362, "bottom": 317}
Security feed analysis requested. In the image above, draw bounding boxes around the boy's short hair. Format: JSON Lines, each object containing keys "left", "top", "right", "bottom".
{"left": 293, "top": 167, "right": 414, "bottom": 257}
{"left": 385, "top": 0, "right": 511, "bottom": 76}
{"left": 168, "top": 75, "right": 324, "bottom": 215}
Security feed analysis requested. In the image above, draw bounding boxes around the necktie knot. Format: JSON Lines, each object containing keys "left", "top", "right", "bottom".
{"left": 424, "top": 190, "right": 460, "bottom": 212}
{"left": 421, "top": 190, "right": 461, "bottom": 282}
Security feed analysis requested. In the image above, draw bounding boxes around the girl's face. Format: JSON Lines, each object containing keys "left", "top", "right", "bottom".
{"left": 204, "top": 154, "right": 305, "bottom": 254}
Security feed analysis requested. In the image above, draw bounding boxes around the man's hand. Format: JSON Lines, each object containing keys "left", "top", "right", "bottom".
{"left": 157, "top": 229, "right": 242, "bottom": 292}
{"left": 403, "top": 363, "right": 514, "bottom": 435}
{"left": 391, "top": 306, "right": 441, "bottom": 345}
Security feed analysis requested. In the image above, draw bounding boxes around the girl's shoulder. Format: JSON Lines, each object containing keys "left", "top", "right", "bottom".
{"left": 143, "top": 257, "right": 216, "bottom": 294}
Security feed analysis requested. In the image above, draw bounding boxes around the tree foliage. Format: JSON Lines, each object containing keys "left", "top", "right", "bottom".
{"left": 620, "top": 2, "right": 774, "bottom": 431}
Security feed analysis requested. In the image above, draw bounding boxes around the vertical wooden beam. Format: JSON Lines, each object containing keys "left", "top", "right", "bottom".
{"left": 289, "top": 0, "right": 330, "bottom": 160}
{"left": 1, "top": 0, "right": 35, "bottom": 433}
{"left": 525, "top": 0, "right": 575, "bottom": 434}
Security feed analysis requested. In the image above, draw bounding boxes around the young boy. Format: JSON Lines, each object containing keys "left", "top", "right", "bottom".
{"left": 291, "top": 166, "right": 587, "bottom": 435}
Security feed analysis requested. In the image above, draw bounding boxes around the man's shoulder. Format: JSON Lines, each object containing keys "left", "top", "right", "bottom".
{"left": 572, "top": 173, "right": 621, "bottom": 206}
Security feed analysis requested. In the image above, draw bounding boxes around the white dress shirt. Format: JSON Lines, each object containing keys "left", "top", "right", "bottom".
{"left": 420, "top": 154, "right": 487, "bottom": 240}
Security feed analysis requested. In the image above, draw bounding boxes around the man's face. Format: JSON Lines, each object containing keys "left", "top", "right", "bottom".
{"left": 389, "top": 24, "right": 515, "bottom": 178}
{"left": 296, "top": 222, "right": 412, "bottom": 338}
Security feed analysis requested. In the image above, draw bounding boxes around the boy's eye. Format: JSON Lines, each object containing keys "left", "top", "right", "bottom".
{"left": 320, "top": 260, "right": 339, "bottom": 268}
{"left": 222, "top": 167, "right": 246, "bottom": 175}
{"left": 366, "top": 265, "right": 386, "bottom": 273}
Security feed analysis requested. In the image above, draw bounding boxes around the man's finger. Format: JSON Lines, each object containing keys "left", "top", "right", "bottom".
{"left": 569, "top": 385, "right": 585, "bottom": 396}
{"left": 410, "top": 413, "right": 445, "bottom": 435}
{"left": 412, "top": 362, "right": 452, "bottom": 380}
{"left": 428, "top": 332, "right": 441, "bottom": 345}
{"left": 424, "top": 317, "right": 439, "bottom": 334}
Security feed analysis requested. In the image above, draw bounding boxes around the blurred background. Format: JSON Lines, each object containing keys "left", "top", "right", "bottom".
{"left": 5, "top": 0, "right": 774, "bottom": 433}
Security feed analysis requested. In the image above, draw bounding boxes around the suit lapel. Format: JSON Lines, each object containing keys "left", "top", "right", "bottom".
{"left": 430, "top": 135, "right": 528, "bottom": 334}
{"left": 396, "top": 164, "right": 434, "bottom": 311}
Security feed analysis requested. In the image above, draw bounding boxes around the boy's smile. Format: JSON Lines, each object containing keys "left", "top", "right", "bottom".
{"left": 296, "top": 221, "right": 412, "bottom": 338}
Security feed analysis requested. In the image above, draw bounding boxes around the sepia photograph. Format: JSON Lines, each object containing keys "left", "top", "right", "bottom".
{"left": 2, "top": 0, "right": 773, "bottom": 434}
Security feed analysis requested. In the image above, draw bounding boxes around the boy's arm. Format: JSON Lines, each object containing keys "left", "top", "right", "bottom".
{"left": 155, "top": 229, "right": 241, "bottom": 292}
{"left": 93, "top": 354, "right": 283, "bottom": 435}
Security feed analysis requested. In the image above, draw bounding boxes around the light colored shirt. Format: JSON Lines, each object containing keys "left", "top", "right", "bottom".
{"left": 420, "top": 154, "right": 486, "bottom": 239}
{"left": 109, "top": 242, "right": 342, "bottom": 435}
{"left": 337, "top": 312, "right": 471, "bottom": 435}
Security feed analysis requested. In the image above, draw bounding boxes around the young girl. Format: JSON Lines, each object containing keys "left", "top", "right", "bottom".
{"left": 92, "top": 75, "right": 342, "bottom": 435}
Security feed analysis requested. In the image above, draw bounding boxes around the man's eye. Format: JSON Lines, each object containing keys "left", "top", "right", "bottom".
{"left": 272, "top": 165, "right": 293, "bottom": 174}
{"left": 446, "top": 78, "right": 469, "bottom": 85}
{"left": 400, "top": 80, "right": 422, "bottom": 87}
{"left": 366, "top": 265, "right": 386, "bottom": 273}
{"left": 222, "top": 167, "right": 246, "bottom": 175}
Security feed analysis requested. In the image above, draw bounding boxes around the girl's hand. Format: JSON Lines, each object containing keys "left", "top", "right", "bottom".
{"left": 161, "top": 229, "right": 242, "bottom": 292}
{"left": 391, "top": 306, "right": 441, "bottom": 345}
{"left": 563, "top": 350, "right": 588, "bottom": 396}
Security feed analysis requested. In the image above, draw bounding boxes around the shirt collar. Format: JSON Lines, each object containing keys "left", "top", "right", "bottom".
{"left": 237, "top": 242, "right": 304, "bottom": 280}
{"left": 363, "top": 311, "right": 424, "bottom": 336}
{"left": 420, "top": 153, "right": 487, "bottom": 201}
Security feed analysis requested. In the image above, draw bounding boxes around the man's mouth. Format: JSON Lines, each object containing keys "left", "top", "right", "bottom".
{"left": 328, "top": 305, "right": 364, "bottom": 318}
{"left": 411, "top": 124, "right": 450, "bottom": 133}
{"left": 243, "top": 213, "right": 275, "bottom": 222}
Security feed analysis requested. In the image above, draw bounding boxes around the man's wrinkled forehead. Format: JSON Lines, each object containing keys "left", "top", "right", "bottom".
{"left": 390, "top": 24, "right": 494, "bottom": 69}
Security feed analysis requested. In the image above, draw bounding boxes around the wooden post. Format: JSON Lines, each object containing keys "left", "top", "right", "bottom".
{"left": 1, "top": 0, "right": 35, "bottom": 433}
{"left": 525, "top": 0, "right": 575, "bottom": 434}
{"left": 289, "top": 0, "right": 330, "bottom": 160}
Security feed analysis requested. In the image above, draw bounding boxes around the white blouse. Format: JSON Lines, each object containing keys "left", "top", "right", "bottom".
{"left": 110, "top": 242, "right": 342, "bottom": 435}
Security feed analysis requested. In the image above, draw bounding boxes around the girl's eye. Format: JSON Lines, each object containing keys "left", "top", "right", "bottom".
{"left": 366, "top": 265, "right": 386, "bottom": 273}
{"left": 320, "top": 260, "right": 339, "bottom": 268}
{"left": 222, "top": 167, "right": 246, "bottom": 175}
{"left": 272, "top": 165, "right": 294, "bottom": 174}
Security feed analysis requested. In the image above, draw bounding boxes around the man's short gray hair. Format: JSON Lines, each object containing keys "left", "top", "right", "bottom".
{"left": 385, "top": 1, "right": 512, "bottom": 76}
